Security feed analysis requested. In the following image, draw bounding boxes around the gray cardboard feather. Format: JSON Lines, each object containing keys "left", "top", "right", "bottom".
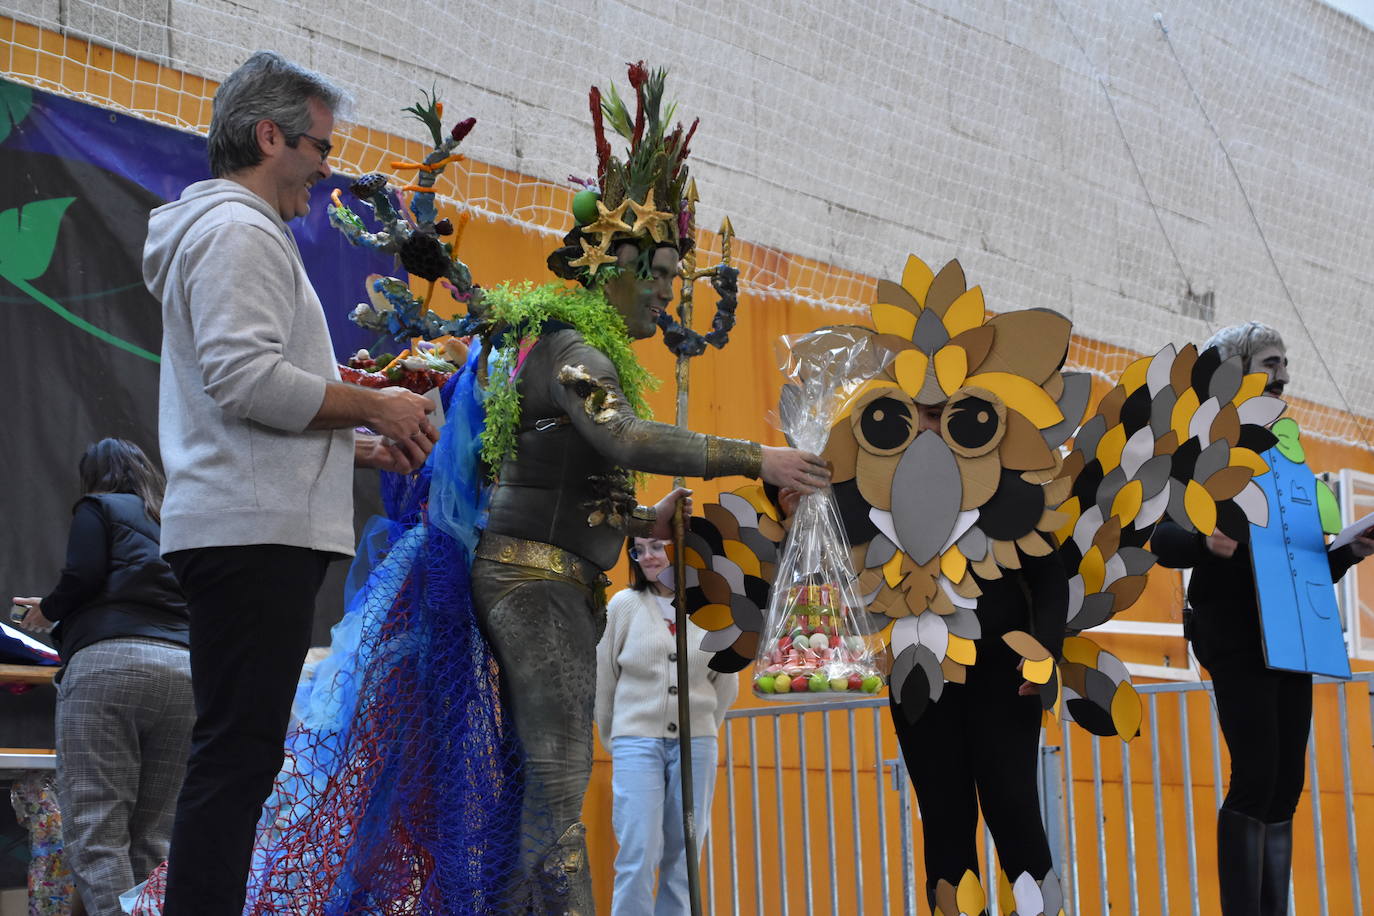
{"left": 730, "top": 594, "right": 764, "bottom": 634}
{"left": 700, "top": 624, "right": 743, "bottom": 653}
{"left": 738, "top": 528, "right": 779, "bottom": 565}
{"left": 889, "top": 644, "right": 917, "bottom": 702}
{"left": 1041, "top": 870, "right": 1063, "bottom": 915}
{"left": 1166, "top": 479, "right": 1195, "bottom": 532}
{"left": 1194, "top": 439, "right": 1232, "bottom": 485}
{"left": 1117, "top": 546, "right": 1157, "bottom": 577}
{"left": 914, "top": 644, "right": 945, "bottom": 705}
{"left": 912, "top": 306, "right": 950, "bottom": 355}
{"left": 1069, "top": 591, "right": 1117, "bottom": 630}
{"left": 1073, "top": 415, "right": 1106, "bottom": 466}
{"left": 1094, "top": 466, "right": 1128, "bottom": 519}
{"left": 1146, "top": 344, "right": 1176, "bottom": 395}
{"left": 941, "top": 606, "right": 982, "bottom": 639}
{"left": 1149, "top": 387, "right": 1177, "bottom": 439}
{"left": 711, "top": 554, "right": 747, "bottom": 597}
{"left": 1188, "top": 397, "right": 1221, "bottom": 446}
{"left": 1043, "top": 371, "right": 1092, "bottom": 448}
{"left": 1135, "top": 454, "right": 1174, "bottom": 499}
{"left": 957, "top": 525, "right": 989, "bottom": 562}
{"left": 891, "top": 433, "right": 963, "bottom": 565}
{"left": 1208, "top": 357, "right": 1243, "bottom": 404}
{"left": 865, "top": 533, "right": 898, "bottom": 568}
{"left": 718, "top": 491, "right": 762, "bottom": 531}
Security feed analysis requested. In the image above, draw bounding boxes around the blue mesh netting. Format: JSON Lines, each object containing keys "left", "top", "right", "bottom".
{"left": 237, "top": 344, "right": 536, "bottom": 914}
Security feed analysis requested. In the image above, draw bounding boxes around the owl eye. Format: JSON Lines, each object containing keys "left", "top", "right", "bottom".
{"left": 851, "top": 389, "right": 919, "bottom": 456}
{"left": 942, "top": 388, "right": 1005, "bottom": 458}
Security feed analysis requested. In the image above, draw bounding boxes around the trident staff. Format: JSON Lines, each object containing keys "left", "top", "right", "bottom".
{"left": 659, "top": 179, "right": 739, "bottom": 916}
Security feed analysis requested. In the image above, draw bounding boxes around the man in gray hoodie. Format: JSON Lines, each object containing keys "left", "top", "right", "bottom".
{"left": 142, "top": 51, "right": 437, "bottom": 914}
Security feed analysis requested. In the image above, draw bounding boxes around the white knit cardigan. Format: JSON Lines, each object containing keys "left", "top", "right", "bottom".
{"left": 595, "top": 587, "right": 739, "bottom": 749}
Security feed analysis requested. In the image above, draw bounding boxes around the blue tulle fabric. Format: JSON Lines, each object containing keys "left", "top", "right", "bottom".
{"left": 244, "top": 342, "right": 529, "bottom": 914}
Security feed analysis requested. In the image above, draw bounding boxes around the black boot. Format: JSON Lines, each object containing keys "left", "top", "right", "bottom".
{"left": 1259, "top": 820, "right": 1293, "bottom": 916}
{"left": 1217, "top": 808, "right": 1265, "bottom": 914}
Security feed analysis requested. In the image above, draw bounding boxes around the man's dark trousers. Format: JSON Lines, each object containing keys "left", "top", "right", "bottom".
{"left": 161, "top": 544, "right": 333, "bottom": 915}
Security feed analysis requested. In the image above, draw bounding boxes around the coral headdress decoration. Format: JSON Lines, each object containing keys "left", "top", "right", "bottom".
{"left": 547, "top": 61, "right": 698, "bottom": 284}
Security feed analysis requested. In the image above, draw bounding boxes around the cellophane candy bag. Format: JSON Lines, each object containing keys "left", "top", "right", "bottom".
{"left": 752, "top": 329, "right": 892, "bottom": 700}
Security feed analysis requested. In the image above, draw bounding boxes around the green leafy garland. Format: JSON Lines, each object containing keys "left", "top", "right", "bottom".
{"left": 478, "top": 281, "right": 658, "bottom": 471}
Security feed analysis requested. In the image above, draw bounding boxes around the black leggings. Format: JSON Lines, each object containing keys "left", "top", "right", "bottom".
{"left": 889, "top": 642, "right": 1052, "bottom": 891}
{"left": 1209, "top": 660, "right": 1312, "bottom": 822}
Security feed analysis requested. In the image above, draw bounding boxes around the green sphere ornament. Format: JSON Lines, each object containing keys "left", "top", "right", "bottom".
{"left": 571, "top": 189, "right": 601, "bottom": 225}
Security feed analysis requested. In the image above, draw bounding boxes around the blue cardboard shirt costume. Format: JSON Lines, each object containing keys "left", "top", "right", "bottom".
{"left": 1248, "top": 417, "right": 1351, "bottom": 678}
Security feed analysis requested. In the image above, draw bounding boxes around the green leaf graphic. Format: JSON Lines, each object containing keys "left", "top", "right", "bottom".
{"left": 0, "top": 79, "right": 34, "bottom": 145}
{"left": 1317, "top": 479, "right": 1341, "bottom": 536}
{"left": 1270, "top": 417, "right": 1304, "bottom": 465}
{"left": 0, "top": 196, "right": 159, "bottom": 363}
{"left": 0, "top": 197, "right": 75, "bottom": 281}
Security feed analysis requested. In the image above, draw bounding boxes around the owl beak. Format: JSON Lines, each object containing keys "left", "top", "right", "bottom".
{"left": 887, "top": 432, "right": 964, "bottom": 566}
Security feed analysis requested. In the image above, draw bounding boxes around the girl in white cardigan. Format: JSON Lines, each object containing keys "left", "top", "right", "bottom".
{"left": 595, "top": 536, "right": 739, "bottom": 915}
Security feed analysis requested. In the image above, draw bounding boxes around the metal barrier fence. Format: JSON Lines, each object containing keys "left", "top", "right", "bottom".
{"left": 701, "top": 673, "right": 1374, "bottom": 915}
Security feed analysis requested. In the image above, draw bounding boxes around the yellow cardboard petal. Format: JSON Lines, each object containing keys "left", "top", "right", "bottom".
{"left": 942, "top": 286, "right": 985, "bottom": 337}
{"left": 691, "top": 602, "right": 735, "bottom": 631}
{"left": 934, "top": 345, "right": 969, "bottom": 396}
{"left": 1170, "top": 387, "right": 1201, "bottom": 445}
{"left": 883, "top": 550, "right": 906, "bottom": 588}
{"left": 946, "top": 634, "right": 977, "bottom": 665}
{"left": 1233, "top": 371, "right": 1267, "bottom": 406}
{"left": 1229, "top": 447, "right": 1270, "bottom": 477}
{"left": 837, "top": 379, "right": 897, "bottom": 420}
{"left": 871, "top": 303, "right": 917, "bottom": 340}
{"left": 963, "top": 372, "right": 1064, "bottom": 428}
{"left": 1023, "top": 656, "right": 1055, "bottom": 685}
{"left": 1054, "top": 496, "right": 1081, "bottom": 545}
{"left": 901, "top": 253, "right": 935, "bottom": 305}
{"left": 684, "top": 546, "right": 706, "bottom": 569}
{"left": 1061, "top": 635, "right": 1100, "bottom": 667}
{"left": 735, "top": 483, "right": 780, "bottom": 521}
{"left": 1184, "top": 479, "right": 1218, "bottom": 535}
{"left": 998, "top": 869, "right": 1014, "bottom": 908}
{"left": 1080, "top": 544, "right": 1105, "bottom": 595}
{"left": 1118, "top": 354, "right": 1151, "bottom": 394}
{"left": 1110, "top": 478, "right": 1144, "bottom": 525}
{"left": 1047, "top": 674, "right": 1063, "bottom": 722}
{"left": 1111, "top": 682, "right": 1143, "bottom": 740}
{"left": 893, "top": 350, "right": 929, "bottom": 398}
{"left": 723, "top": 540, "right": 762, "bottom": 578}
{"left": 955, "top": 869, "right": 986, "bottom": 914}
{"left": 940, "top": 546, "right": 968, "bottom": 583}
{"left": 1095, "top": 423, "right": 1127, "bottom": 473}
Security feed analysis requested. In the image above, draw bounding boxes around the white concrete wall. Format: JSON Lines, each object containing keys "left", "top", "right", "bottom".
{"left": 7, "top": 0, "right": 1374, "bottom": 424}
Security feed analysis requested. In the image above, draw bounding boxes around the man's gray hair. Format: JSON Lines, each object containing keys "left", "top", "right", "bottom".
{"left": 207, "top": 51, "right": 351, "bottom": 178}
{"left": 1202, "top": 321, "right": 1285, "bottom": 372}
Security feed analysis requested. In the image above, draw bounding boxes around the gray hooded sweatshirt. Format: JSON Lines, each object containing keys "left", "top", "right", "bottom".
{"left": 143, "top": 179, "right": 354, "bottom": 557}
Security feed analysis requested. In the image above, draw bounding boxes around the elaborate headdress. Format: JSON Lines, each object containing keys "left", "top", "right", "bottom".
{"left": 547, "top": 61, "right": 698, "bottom": 285}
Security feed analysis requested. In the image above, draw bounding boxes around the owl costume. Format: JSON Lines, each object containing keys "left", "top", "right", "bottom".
{"left": 676, "top": 255, "right": 1282, "bottom": 914}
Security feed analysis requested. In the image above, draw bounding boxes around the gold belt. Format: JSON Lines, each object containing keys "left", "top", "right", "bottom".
{"left": 476, "top": 533, "right": 605, "bottom": 586}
